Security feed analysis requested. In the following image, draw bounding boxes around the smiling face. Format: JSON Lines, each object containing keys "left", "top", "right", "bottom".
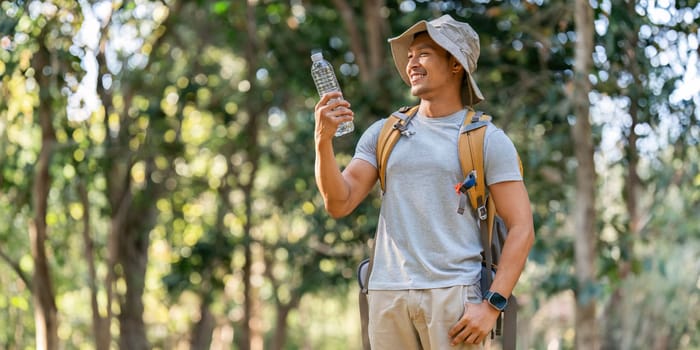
{"left": 406, "top": 32, "right": 464, "bottom": 103}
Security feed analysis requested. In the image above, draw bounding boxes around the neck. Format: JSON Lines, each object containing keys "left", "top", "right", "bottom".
{"left": 418, "top": 98, "right": 463, "bottom": 118}
{"left": 416, "top": 81, "right": 464, "bottom": 117}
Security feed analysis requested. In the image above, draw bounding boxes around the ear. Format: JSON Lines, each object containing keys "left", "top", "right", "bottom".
{"left": 450, "top": 57, "right": 463, "bottom": 74}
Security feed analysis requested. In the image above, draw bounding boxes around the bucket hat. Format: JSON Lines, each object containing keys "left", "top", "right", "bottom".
{"left": 388, "top": 14, "right": 484, "bottom": 105}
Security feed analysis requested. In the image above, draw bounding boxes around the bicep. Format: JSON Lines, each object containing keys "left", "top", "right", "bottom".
{"left": 489, "top": 180, "right": 532, "bottom": 229}
{"left": 341, "top": 158, "right": 379, "bottom": 212}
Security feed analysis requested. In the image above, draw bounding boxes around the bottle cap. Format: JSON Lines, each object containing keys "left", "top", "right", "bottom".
{"left": 311, "top": 51, "right": 324, "bottom": 62}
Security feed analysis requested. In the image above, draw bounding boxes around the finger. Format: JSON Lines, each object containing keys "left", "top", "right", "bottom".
{"left": 450, "top": 328, "right": 469, "bottom": 346}
{"left": 316, "top": 91, "right": 344, "bottom": 108}
{"left": 331, "top": 107, "right": 354, "bottom": 119}
{"left": 316, "top": 100, "right": 351, "bottom": 120}
{"left": 326, "top": 98, "right": 351, "bottom": 112}
{"left": 449, "top": 304, "right": 470, "bottom": 337}
{"left": 448, "top": 322, "right": 465, "bottom": 338}
{"left": 322, "top": 103, "right": 353, "bottom": 120}
{"left": 465, "top": 332, "right": 480, "bottom": 345}
{"left": 333, "top": 114, "right": 354, "bottom": 124}
{"left": 459, "top": 330, "right": 482, "bottom": 345}
{"left": 323, "top": 91, "right": 344, "bottom": 101}
{"left": 471, "top": 330, "right": 489, "bottom": 345}
{"left": 316, "top": 102, "right": 347, "bottom": 119}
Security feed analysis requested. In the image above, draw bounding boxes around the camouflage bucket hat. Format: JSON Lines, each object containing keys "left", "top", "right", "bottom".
{"left": 388, "top": 14, "right": 484, "bottom": 105}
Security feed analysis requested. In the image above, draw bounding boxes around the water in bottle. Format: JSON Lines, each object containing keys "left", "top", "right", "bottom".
{"left": 311, "top": 51, "right": 354, "bottom": 137}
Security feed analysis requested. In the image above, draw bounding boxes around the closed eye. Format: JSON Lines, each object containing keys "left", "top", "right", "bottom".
{"left": 407, "top": 50, "right": 431, "bottom": 59}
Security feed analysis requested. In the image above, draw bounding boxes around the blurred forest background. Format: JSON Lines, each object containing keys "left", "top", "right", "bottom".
{"left": 1, "top": 0, "right": 699, "bottom": 349}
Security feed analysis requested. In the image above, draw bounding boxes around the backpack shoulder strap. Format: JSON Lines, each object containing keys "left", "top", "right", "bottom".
{"left": 376, "top": 105, "right": 419, "bottom": 192}
{"left": 457, "top": 109, "right": 492, "bottom": 218}
{"left": 457, "top": 109, "right": 497, "bottom": 284}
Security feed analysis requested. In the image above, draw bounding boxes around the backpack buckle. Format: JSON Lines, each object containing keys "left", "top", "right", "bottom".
{"left": 472, "top": 110, "right": 484, "bottom": 123}
{"left": 393, "top": 122, "right": 415, "bottom": 137}
{"left": 477, "top": 205, "right": 487, "bottom": 221}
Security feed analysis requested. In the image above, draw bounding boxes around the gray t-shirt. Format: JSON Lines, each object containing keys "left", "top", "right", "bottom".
{"left": 353, "top": 108, "right": 522, "bottom": 290}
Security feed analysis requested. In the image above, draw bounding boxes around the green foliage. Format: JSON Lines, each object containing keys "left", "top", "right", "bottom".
{"left": 1, "top": 0, "right": 699, "bottom": 349}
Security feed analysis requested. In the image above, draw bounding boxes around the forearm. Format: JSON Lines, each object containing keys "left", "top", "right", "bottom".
{"left": 314, "top": 140, "right": 351, "bottom": 217}
{"left": 488, "top": 223, "right": 534, "bottom": 297}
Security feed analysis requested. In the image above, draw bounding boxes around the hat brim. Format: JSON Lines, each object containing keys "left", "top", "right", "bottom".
{"left": 388, "top": 20, "right": 484, "bottom": 105}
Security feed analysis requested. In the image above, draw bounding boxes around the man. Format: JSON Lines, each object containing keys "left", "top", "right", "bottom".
{"left": 314, "top": 14, "right": 534, "bottom": 349}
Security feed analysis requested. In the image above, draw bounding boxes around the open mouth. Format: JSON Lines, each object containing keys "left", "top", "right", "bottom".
{"left": 409, "top": 73, "right": 426, "bottom": 85}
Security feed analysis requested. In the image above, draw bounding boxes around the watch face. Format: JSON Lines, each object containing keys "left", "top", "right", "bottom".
{"left": 487, "top": 291, "right": 508, "bottom": 310}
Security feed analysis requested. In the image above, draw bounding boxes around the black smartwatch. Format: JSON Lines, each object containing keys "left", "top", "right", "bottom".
{"left": 484, "top": 290, "right": 508, "bottom": 311}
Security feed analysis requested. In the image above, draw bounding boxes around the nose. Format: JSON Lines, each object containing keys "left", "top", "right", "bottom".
{"left": 406, "top": 54, "right": 419, "bottom": 72}
{"left": 407, "top": 54, "right": 418, "bottom": 68}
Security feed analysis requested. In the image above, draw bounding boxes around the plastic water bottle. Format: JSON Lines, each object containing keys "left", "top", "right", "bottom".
{"left": 311, "top": 51, "right": 354, "bottom": 137}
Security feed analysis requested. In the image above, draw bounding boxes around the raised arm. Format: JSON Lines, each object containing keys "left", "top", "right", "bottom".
{"left": 314, "top": 92, "right": 378, "bottom": 218}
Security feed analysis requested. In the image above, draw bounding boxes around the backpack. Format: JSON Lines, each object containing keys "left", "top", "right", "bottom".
{"left": 357, "top": 105, "right": 520, "bottom": 350}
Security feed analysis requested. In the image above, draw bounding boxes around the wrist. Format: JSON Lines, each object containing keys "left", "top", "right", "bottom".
{"left": 483, "top": 290, "right": 508, "bottom": 311}
{"left": 314, "top": 133, "right": 333, "bottom": 148}
{"left": 315, "top": 137, "right": 333, "bottom": 151}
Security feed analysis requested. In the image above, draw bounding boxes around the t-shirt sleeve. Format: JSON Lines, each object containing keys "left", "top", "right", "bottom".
{"left": 352, "top": 118, "right": 385, "bottom": 169}
{"left": 484, "top": 125, "right": 523, "bottom": 185}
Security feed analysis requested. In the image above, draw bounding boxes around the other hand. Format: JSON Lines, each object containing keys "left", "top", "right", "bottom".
{"left": 448, "top": 301, "right": 500, "bottom": 346}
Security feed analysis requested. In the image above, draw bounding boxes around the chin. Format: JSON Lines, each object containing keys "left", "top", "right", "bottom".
{"left": 410, "top": 86, "right": 424, "bottom": 97}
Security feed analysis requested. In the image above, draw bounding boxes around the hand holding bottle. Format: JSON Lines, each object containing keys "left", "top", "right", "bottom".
{"left": 314, "top": 91, "right": 354, "bottom": 143}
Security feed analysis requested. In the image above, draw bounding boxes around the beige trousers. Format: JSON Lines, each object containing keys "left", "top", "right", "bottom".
{"left": 367, "top": 285, "right": 484, "bottom": 350}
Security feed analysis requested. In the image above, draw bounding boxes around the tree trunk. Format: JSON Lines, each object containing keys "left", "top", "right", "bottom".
{"left": 363, "top": 0, "right": 386, "bottom": 79}
{"left": 105, "top": 88, "right": 133, "bottom": 349}
{"left": 332, "top": 0, "right": 387, "bottom": 84}
{"left": 620, "top": 0, "right": 643, "bottom": 260}
{"left": 96, "top": 57, "right": 115, "bottom": 350}
{"left": 269, "top": 295, "right": 301, "bottom": 350}
{"left": 117, "top": 207, "right": 152, "bottom": 350}
{"left": 332, "top": 0, "right": 370, "bottom": 84}
{"left": 117, "top": 247, "right": 149, "bottom": 350}
{"left": 190, "top": 299, "right": 216, "bottom": 350}
{"left": 99, "top": 78, "right": 151, "bottom": 350}
{"left": 117, "top": 159, "right": 160, "bottom": 350}
{"left": 30, "top": 38, "right": 58, "bottom": 350}
{"left": 237, "top": 242, "right": 252, "bottom": 350}
{"left": 270, "top": 305, "right": 292, "bottom": 350}
{"left": 78, "top": 182, "right": 111, "bottom": 349}
{"left": 106, "top": 175, "right": 130, "bottom": 347}
{"left": 603, "top": 2, "right": 643, "bottom": 347}
{"left": 572, "top": 0, "right": 599, "bottom": 349}
{"left": 236, "top": 2, "right": 264, "bottom": 350}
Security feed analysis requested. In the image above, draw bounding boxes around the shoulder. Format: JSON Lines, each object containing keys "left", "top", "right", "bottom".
{"left": 483, "top": 123, "right": 517, "bottom": 156}
{"left": 479, "top": 115, "right": 513, "bottom": 147}
{"left": 479, "top": 117, "right": 522, "bottom": 183}
{"left": 484, "top": 122, "right": 506, "bottom": 140}
{"left": 353, "top": 118, "right": 388, "bottom": 168}
{"left": 362, "top": 118, "right": 387, "bottom": 142}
